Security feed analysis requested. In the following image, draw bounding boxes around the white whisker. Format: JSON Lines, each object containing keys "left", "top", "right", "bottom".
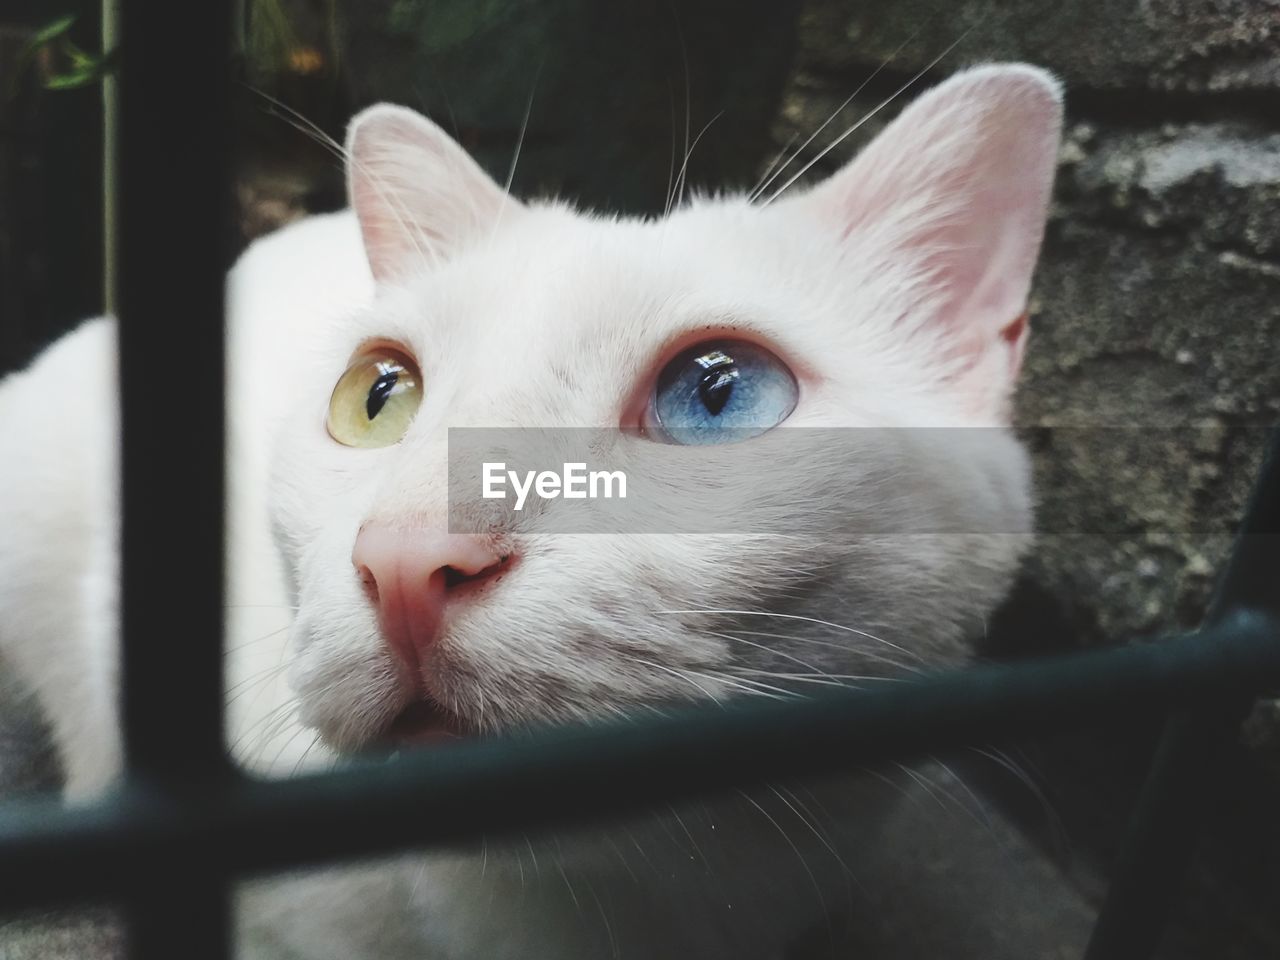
{"left": 736, "top": 789, "right": 825, "bottom": 909}
{"left": 703, "top": 629, "right": 831, "bottom": 676}
{"left": 761, "top": 30, "right": 973, "bottom": 207}
{"left": 248, "top": 86, "right": 440, "bottom": 272}
{"left": 524, "top": 835, "right": 541, "bottom": 880}
{"left": 489, "top": 67, "right": 541, "bottom": 248}
{"left": 657, "top": 609, "right": 923, "bottom": 665}
{"left": 600, "top": 833, "right": 640, "bottom": 885}
{"left": 767, "top": 784, "right": 856, "bottom": 882}
{"left": 664, "top": 14, "right": 693, "bottom": 220}
{"left": 623, "top": 656, "right": 724, "bottom": 703}
{"left": 970, "top": 746, "right": 1069, "bottom": 854}
{"left": 895, "top": 761, "right": 951, "bottom": 811}
{"left": 223, "top": 661, "right": 291, "bottom": 705}
{"left": 746, "top": 133, "right": 798, "bottom": 203}
{"left": 928, "top": 756, "right": 995, "bottom": 833}
{"left": 748, "top": 26, "right": 923, "bottom": 203}
{"left": 673, "top": 111, "right": 723, "bottom": 213}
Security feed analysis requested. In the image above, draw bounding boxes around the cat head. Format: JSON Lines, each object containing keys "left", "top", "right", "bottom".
{"left": 266, "top": 64, "right": 1062, "bottom": 752}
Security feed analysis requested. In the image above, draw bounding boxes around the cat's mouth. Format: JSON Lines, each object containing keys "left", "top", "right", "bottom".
{"left": 382, "top": 697, "right": 468, "bottom": 746}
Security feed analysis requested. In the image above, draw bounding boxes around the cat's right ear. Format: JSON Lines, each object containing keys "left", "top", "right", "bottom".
{"left": 346, "top": 104, "right": 524, "bottom": 285}
{"left": 778, "top": 64, "right": 1062, "bottom": 420}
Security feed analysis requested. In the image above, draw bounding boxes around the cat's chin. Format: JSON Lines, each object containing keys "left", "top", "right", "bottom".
{"left": 381, "top": 697, "right": 468, "bottom": 747}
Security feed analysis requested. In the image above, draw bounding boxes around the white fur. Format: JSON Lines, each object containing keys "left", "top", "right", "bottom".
{"left": 0, "top": 319, "right": 121, "bottom": 797}
{"left": 0, "top": 64, "right": 1062, "bottom": 956}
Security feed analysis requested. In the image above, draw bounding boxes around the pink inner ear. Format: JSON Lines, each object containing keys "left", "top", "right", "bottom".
{"left": 927, "top": 123, "right": 1055, "bottom": 344}
{"left": 1000, "top": 312, "right": 1030, "bottom": 381}
{"left": 345, "top": 104, "right": 522, "bottom": 285}
{"left": 800, "top": 66, "right": 1062, "bottom": 417}
{"left": 905, "top": 153, "right": 1045, "bottom": 365}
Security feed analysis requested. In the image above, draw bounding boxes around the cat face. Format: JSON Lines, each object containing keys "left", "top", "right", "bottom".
{"left": 266, "top": 65, "right": 1061, "bottom": 752}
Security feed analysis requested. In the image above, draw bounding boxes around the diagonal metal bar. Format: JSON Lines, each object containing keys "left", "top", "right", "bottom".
{"left": 1085, "top": 429, "right": 1280, "bottom": 960}
{"left": 1, "top": 612, "right": 1277, "bottom": 914}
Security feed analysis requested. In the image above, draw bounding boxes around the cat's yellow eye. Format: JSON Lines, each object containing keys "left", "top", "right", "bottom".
{"left": 326, "top": 346, "right": 423, "bottom": 448}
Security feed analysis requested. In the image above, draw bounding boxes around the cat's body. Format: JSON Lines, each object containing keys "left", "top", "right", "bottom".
{"left": 0, "top": 211, "right": 370, "bottom": 797}
{"left": 0, "top": 65, "right": 1063, "bottom": 957}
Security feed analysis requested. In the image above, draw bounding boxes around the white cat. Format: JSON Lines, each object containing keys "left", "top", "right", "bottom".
{"left": 0, "top": 64, "right": 1062, "bottom": 957}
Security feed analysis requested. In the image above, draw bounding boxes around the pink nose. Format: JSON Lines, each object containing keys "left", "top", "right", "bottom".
{"left": 352, "top": 525, "right": 508, "bottom": 677}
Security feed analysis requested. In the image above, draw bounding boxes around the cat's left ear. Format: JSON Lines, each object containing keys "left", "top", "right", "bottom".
{"left": 785, "top": 64, "right": 1062, "bottom": 419}
{"left": 346, "top": 104, "right": 524, "bottom": 284}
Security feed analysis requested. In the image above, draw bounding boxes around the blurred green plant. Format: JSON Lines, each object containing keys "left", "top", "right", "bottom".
{"left": 243, "top": 0, "right": 341, "bottom": 85}
{"left": 13, "top": 14, "right": 119, "bottom": 93}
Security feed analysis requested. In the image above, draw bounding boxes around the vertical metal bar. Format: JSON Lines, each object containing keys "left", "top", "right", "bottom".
{"left": 102, "top": 0, "right": 120, "bottom": 316}
{"left": 116, "top": 0, "right": 232, "bottom": 794}
{"left": 114, "top": 0, "right": 233, "bottom": 956}
{"left": 1084, "top": 430, "right": 1280, "bottom": 960}
{"left": 126, "top": 877, "right": 230, "bottom": 960}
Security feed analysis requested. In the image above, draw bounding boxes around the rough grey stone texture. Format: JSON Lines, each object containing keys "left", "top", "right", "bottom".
{"left": 0, "top": 911, "right": 122, "bottom": 960}
{"left": 798, "top": 0, "right": 1280, "bottom": 93}
{"left": 1021, "top": 121, "right": 1276, "bottom": 643}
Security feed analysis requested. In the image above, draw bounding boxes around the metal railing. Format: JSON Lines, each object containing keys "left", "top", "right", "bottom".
{"left": 1, "top": 4, "right": 1278, "bottom": 959}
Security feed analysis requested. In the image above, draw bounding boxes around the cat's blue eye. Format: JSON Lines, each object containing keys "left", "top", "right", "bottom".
{"left": 644, "top": 339, "right": 798, "bottom": 445}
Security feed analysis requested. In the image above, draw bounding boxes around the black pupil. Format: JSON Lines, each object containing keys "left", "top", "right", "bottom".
{"left": 695, "top": 352, "right": 738, "bottom": 417}
{"left": 366, "top": 369, "right": 399, "bottom": 421}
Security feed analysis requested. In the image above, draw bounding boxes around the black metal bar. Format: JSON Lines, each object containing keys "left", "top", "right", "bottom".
{"left": 125, "top": 875, "right": 229, "bottom": 960}
{"left": 116, "top": 0, "right": 231, "bottom": 789}
{"left": 112, "top": 0, "right": 231, "bottom": 777}
{"left": 114, "top": 1, "right": 232, "bottom": 956}
{"left": 1, "top": 612, "right": 1277, "bottom": 913}
{"left": 1085, "top": 430, "right": 1280, "bottom": 960}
